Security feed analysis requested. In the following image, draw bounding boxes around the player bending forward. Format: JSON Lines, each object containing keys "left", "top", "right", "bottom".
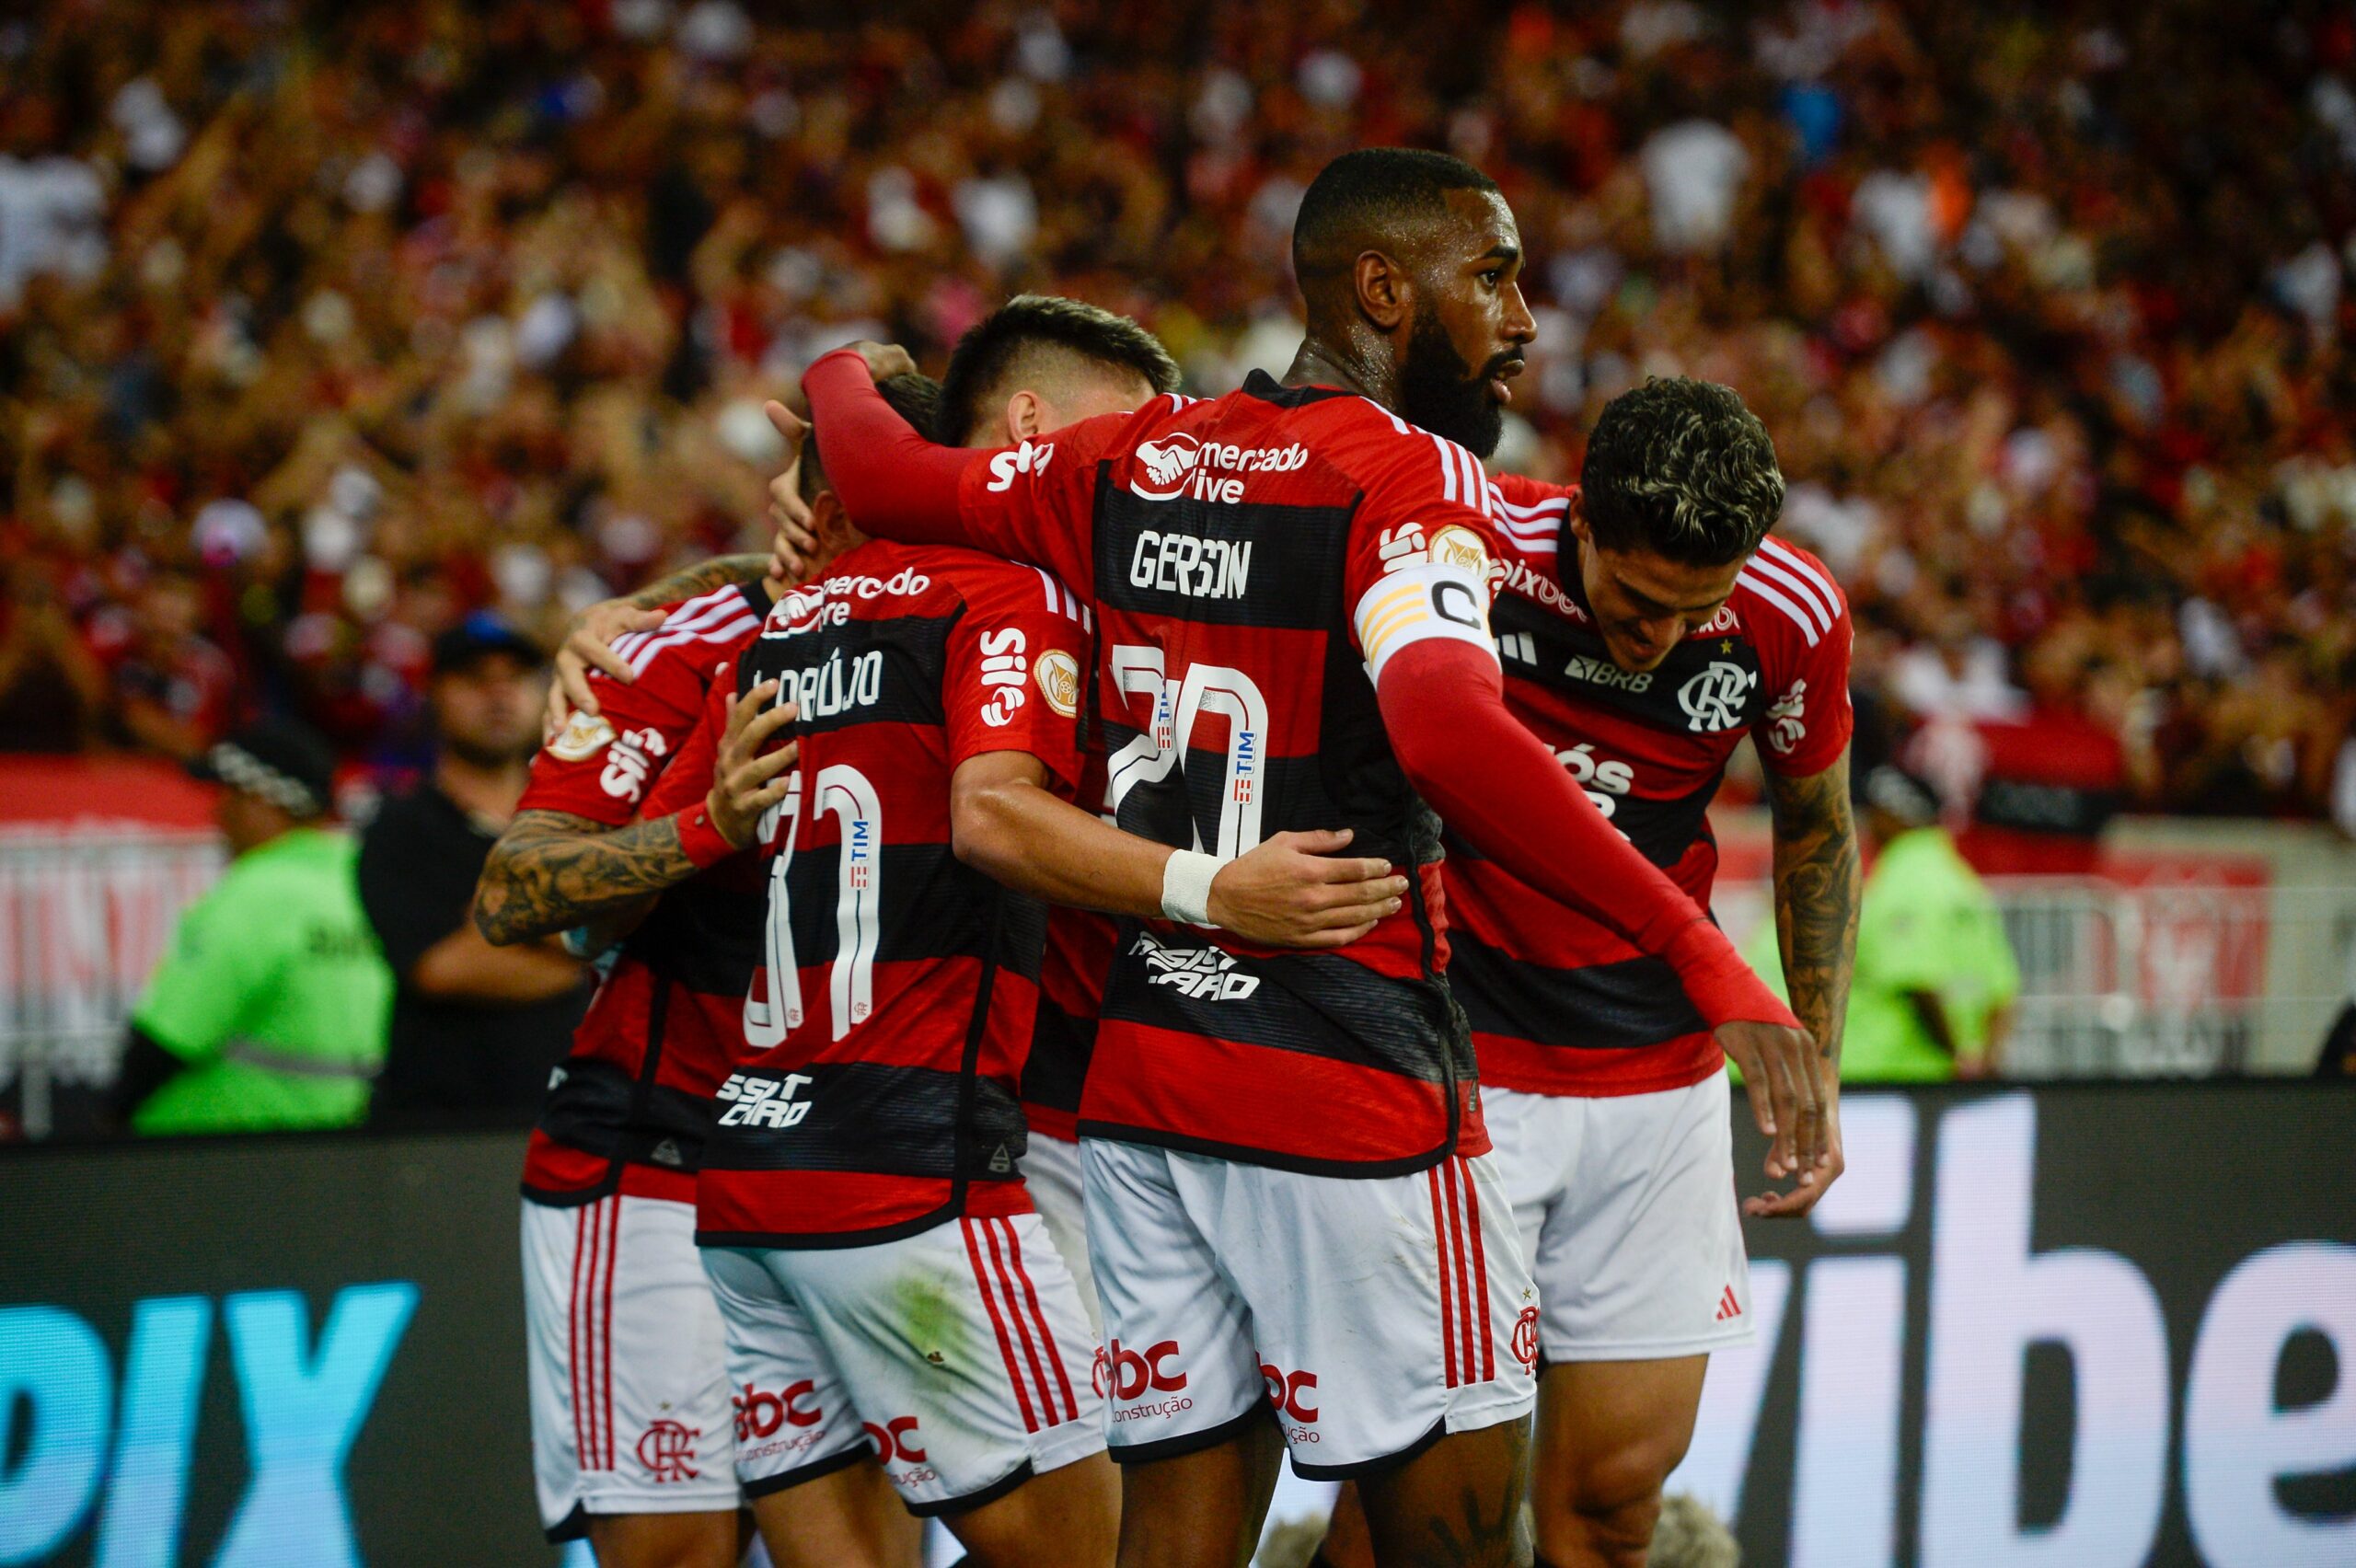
{"left": 797, "top": 146, "right": 1824, "bottom": 1568}
{"left": 1320, "top": 383, "right": 1859, "bottom": 1568}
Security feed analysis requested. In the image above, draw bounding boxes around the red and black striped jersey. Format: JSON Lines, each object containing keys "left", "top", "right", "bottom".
{"left": 673, "top": 539, "right": 1091, "bottom": 1249}
{"left": 1449, "top": 474, "right": 1854, "bottom": 1097}
{"left": 934, "top": 372, "right": 1515, "bottom": 1177}
{"left": 1021, "top": 749, "right": 1115, "bottom": 1144}
{"left": 514, "top": 582, "right": 768, "bottom": 1206}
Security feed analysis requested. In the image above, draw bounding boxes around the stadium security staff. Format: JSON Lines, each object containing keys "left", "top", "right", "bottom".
{"left": 110, "top": 718, "right": 392, "bottom": 1133}
{"left": 359, "top": 614, "right": 589, "bottom": 1124}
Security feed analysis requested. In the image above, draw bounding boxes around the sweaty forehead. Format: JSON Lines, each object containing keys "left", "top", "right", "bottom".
{"left": 1435, "top": 188, "right": 1520, "bottom": 265}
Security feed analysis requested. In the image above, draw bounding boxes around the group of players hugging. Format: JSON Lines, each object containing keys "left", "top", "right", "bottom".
{"left": 470, "top": 146, "right": 1859, "bottom": 1568}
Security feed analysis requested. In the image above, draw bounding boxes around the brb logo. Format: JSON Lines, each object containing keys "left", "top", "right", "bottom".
{"left": 1676, "top": 661, "right": 1759, "bottom": 733}
{"left": 637, "top": 1420, "right": 701, "bottom": 1482}
{"left": 1093, "top": 1339, "right": 1187, "bottom": 1401}
{"left": 733, "top": 1378, "right": 821, "bottom": 1440}
{"left": 1260, "top": 1363, "right": 1320, "bottom": 1425}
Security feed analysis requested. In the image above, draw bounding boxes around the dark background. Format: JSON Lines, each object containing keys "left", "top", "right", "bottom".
{"left": 2, "top": 1088, "right": 2351, "bottom": 1565}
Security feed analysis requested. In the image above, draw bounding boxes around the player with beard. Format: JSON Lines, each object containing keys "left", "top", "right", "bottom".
{"left": 791, "top": 147, "right": 1826, "bottom": 1568}
{"left": 480, "top": 310, "right": 1395, "bottom": 1568}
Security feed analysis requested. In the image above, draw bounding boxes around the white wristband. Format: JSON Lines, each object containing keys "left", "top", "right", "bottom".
{"left": 1160, "top": 849, "right": 1225, "bottom": 927}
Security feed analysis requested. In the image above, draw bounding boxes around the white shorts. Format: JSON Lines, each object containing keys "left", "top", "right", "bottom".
{"left": 522, "top": 1194, "right": 741, "bottom": 1538}
{"left": 700, "top": 1212, "right": 1105, "bottom": 1516}
{"left": 1484, "top": 1075, "right": 1753, "bottom": 1364}
{"left": 1082, "top": 1139, "right": 1537, "bottom": 1478}
{"left": 1021, "top": 1132, "right": 1099, "bottom": 1332}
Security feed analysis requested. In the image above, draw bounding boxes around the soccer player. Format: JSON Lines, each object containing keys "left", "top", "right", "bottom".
{"left": 793, "top": 147, "right": 1825, "bottom": 1568}
{"left": 479, "top": 316, "right": 1397, "bottom": 1565}
{"left": 1324, "top": 379, "right": 1861, "bottom": 1568}
{"left": 641, "top": 386, "right": 1406, "bottom": 1567}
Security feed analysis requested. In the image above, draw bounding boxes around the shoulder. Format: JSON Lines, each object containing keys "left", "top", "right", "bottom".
{"left": 1735, "top": 535, "right": 1849, "bottom": 662}
{"left": 925, "top": 546, "right": 1094, "bottom": 634}
{"left": 616, "top": 583, "right": 767, "bottom": 674}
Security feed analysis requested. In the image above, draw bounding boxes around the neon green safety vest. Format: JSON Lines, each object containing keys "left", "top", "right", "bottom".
{"left": 130, "top": 826, "right": 393, "bottom": 1133}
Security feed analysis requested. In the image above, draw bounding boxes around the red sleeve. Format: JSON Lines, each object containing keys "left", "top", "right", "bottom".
{"left": 802, "top": 348, "right": 1111, "bottom": 594}
{"left": 1335, "top": 415, "right": 1511, "bottom": 653}
{"left": 1378, "top": 637, "right": 1798, "bottom": 1032}
{"left": 1742, "top": 538, "right": 1854, "bottom": 777}
{"left": 518, "top": 611, "right": 724, "bottom": 824}
{"left": 640, "top": 653, "right": 735, "bottom": 818}
{"left": 1487, "top": 472, "right": 1578, "bottom": 557}
{"left": 940, "top": 565, "right": 1090, "bottom": 797}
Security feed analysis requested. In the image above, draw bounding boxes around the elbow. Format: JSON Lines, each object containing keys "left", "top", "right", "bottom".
{"left": 472, "top": 855, "right": 525, "bottom": 946}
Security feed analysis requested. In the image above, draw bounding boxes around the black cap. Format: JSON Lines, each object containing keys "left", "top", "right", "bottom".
{"left": 432, "top": 611, "right": 542, "bottom": 675}
{"left": 189, "top": 718, "right": 341, "bottom": 819}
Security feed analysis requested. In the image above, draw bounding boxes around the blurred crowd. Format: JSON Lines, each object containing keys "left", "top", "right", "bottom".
{"left": 3, "top": 0, "right": 2353, "bottom": 818}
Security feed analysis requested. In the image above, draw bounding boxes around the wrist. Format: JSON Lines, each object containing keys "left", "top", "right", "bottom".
{"left": 676, "top": 800, "right": 738, "bottom": 867}
{"left": 1667, "top": 921, "right": 1799, "bottom": 1032}
{"left": 1161, "top": 849, "right": 1226, "bottom": 928}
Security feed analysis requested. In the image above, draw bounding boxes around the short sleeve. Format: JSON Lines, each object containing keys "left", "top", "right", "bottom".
{"left": 940, "top": 565, "right": 1091, "bottom": 796}
{"left": 953, "top": 409, "right": 1132, "bottom": 597}
{"left": 1336, "top": 415, "right": 1507, "bottom": 683}
{"left": 641, "top": 652, "right": 737, "bottom": 818}
{"left": 1744, "top": 538, "right": 1854, "bottom": 778}
{"left": 518, "top": 592, "right": 760, "bottom": 824}
{"left": 132, "top": 879, "right": 275, "bottom": 1061}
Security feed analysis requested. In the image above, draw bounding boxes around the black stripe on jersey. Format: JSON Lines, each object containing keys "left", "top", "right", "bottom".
{"left": 1091, "top": 486, "right": 1352, "bottom": 629}
{"left": 739, "top": 612, "right": 954, "bottom": 736}
{"left": 777, "top": 842, "right": 1046, "bottom": 981}
{"left": 1492, "top": 593, "right": 1768, "bottom": 737}
{"left": 624, "top": 883, "right": 768, "bottom": 997}
{"left": 1099, "top": 725, "right": 1441, "bottom": 874}
{"left": 1439, "top": 773, "right": 1716, "bottom": 873}
{"left": 1021, "top": 997, "right": 1096, "bottom": 1114}
{"left": 529, "top": 1056, "right": 715, "bottom": 1185}
{"left": 1096, "top": 923, "right": 1472, "bottom": 1084}
{"left": 701, "top": 1061, "right": 1028, "bottom": 1178}
{"left": 1446, "top": 926, "right": 1703, "bottom": 1051}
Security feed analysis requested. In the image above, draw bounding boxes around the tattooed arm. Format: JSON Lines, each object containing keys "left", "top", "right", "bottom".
{"left": 474, "top": 810, "right": 703, "bottom": 948}
{"left": 1752, "top": 749, "right": 1862, "bottom": 1217}
{"left": 480, "top": 680, "right": 801, "bottom": 946}
{"left": 625, "top": 555, "right": 772, "bottom": 610}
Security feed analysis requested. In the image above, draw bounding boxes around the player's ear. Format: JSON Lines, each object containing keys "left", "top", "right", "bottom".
{"left": 809, "top": 490, "right": 853, "bottom": 548}
{"left": 1354, "top": 249, "right": 1412, "bottom": 333}
{"left": 1003, "top": 389, "right": 1045, "bottom": 442}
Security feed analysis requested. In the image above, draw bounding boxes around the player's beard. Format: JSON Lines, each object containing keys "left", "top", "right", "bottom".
{"left": 1394, "top": 308, "right": 1507, "bottom": 459}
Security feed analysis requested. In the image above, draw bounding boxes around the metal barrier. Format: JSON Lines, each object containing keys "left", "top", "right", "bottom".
{"left": 0, "top": 827, "right": 224, "bottom": 1136}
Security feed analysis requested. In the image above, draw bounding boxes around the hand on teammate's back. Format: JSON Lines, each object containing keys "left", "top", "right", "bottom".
{"left": 1715, "top": 1019, "right": 1832, "bottom": 1193}
{"left": 709, "top": 680, "right": 801, "bottom": 848}
{"left": 1205, "top": 828, "right": 1411, "bottom": 949}
{"left": 543, "top": 600, "right": 666, "bottom": 740}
